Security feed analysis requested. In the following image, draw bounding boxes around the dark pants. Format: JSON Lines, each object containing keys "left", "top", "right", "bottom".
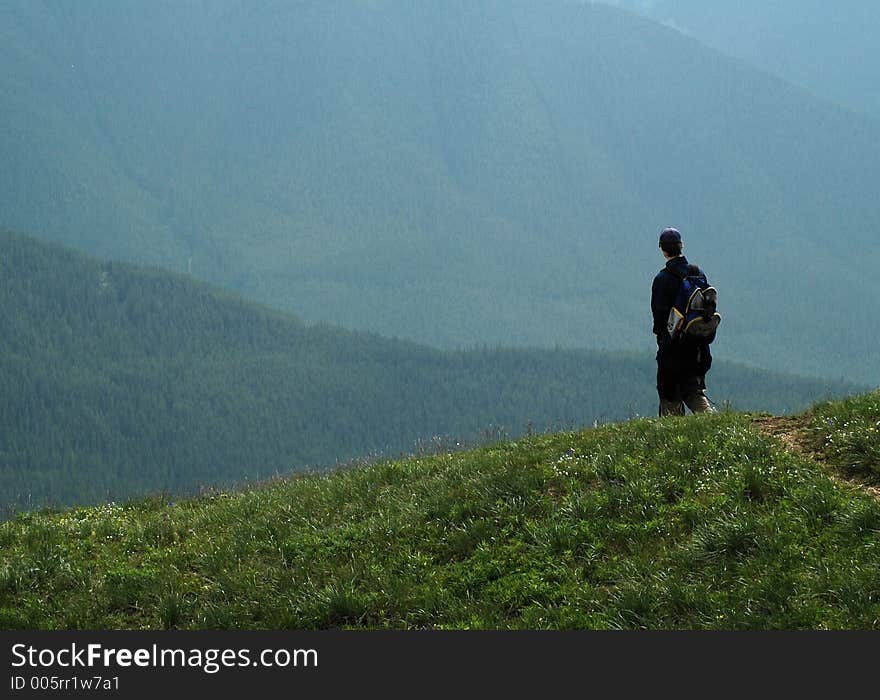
{"left": 655, "top": 338, "right": 713, "bottom": 416}
{"left": 656, "top": 368, "right": 714, "bottom": 416}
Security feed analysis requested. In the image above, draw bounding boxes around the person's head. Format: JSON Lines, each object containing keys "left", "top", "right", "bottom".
{"left": 659, "top": 227, "right": 683, "bottom": 258}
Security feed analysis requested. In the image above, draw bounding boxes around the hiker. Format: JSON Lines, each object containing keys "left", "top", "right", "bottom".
{"left": 651, "top": 227, "right": 716, "bottom": 416}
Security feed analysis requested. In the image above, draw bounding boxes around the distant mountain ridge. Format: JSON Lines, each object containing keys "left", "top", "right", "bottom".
{"left": 597, "top": 0, "right": 880, "bottom": 116}
{"left": 2, "top": 0, "right": 879, "bottom": 382}
{"left": 0, "top": 229, "right": 858, "bottom": 511}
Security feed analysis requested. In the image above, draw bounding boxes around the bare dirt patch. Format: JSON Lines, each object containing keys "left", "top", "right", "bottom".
{"left": 752, "top": 415, "right": 812, "bottom": 457}
{"left": 752, "top": 414, "right": 880, "bottom": 502}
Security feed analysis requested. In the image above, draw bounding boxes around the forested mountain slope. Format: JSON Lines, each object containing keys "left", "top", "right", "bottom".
{"left": 2, "top": 1, "right": 880, "bottom": 382}
{"left": 0, "top": 230, "right": 857, "bottom": 511}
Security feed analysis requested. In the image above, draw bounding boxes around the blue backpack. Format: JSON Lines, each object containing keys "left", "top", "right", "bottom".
{"left": 666, "top": 264, "right": 721, "bottom": 343}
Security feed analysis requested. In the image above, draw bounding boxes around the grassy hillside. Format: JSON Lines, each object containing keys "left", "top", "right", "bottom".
{"left": 3, "top": 0, "right": 880, "bottom": 382}
{"left": 3, "top": 392, "right": 880, "bottom": 630}
{"left": 1, "top": 229, "right": 856, "bottom": 512}
{"left": 807, "top": 392, "right": 880, "bottom": 478}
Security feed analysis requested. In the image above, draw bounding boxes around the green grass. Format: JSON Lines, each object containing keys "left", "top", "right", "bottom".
{"left": 806, "top": 390, "right": 880, "bottom": 478}
{"left": 3, "top": 407, "right": 880, "bottom": 630}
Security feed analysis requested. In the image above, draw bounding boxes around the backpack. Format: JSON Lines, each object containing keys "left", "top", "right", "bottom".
{"left": 666, "top": 264, "right": 721, "bottom": 343}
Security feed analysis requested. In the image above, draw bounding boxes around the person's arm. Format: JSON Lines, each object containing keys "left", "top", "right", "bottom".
{"left": 651, "top": 273, "right": 672, "bottom": 346}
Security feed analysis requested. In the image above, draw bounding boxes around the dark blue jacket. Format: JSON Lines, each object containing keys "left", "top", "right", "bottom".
{"left": 651, "top": 256, "right": 712, "bottom": 375}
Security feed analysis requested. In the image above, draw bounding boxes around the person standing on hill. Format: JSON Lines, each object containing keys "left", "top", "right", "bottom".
{"left": 651, "top": 228, "right": 715, "bottom": 416}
